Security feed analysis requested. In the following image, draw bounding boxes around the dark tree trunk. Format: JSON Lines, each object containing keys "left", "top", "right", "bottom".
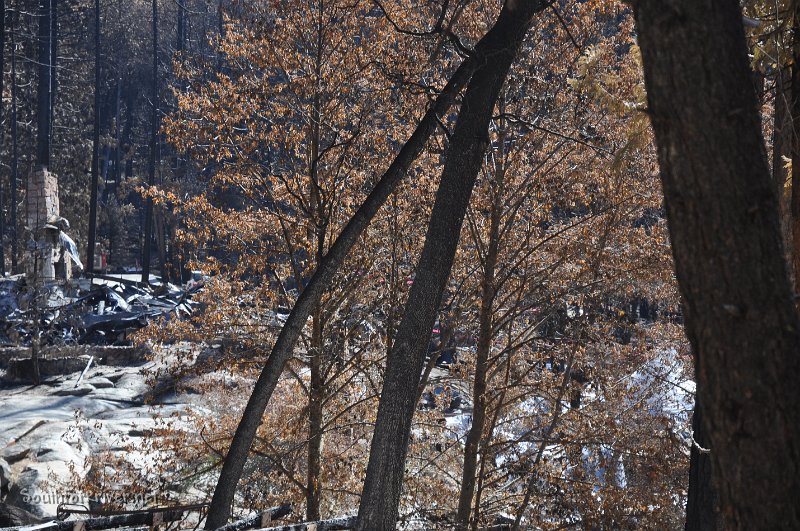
{"left": 36, "top": 0, "right": 53, "bottom": 168}
{"left": 87, "top": 0, "right": 101, "bottom": 273}
{"left": 203, "top": 32, "right": 484, "bottom": 531}
{"left": 792, "top": 5, "right": 800, "bottom": 294}
{"left": 773, "top": 68, "right": 790, "bottom": 200}
{"left": 1, "top": 0, "right": 5, "bottom": 275}
{"left": 122, "top": 87, "right": 135, "bottom": 182}
{"left": 685, "top": 401, "right": 720, "bottom": 530}
{"left": 306, "top": 308, "right": 323, "bottom": 521}
{"left": 142, "top": 0, "right": 158, "bottom": 283}
{"left": 9, "top": 1, "right": 17, "bottom": 273}
{"left": 109, "top": 78, "right": 121, "bottom": 200}
{"left": 50, "top": 0, "right": 56, "bottom": 100}
{"left": 355, "top": 2, "right": 546, "bottom": 527}
{"left": 455, "top": 109, "right": 506, "bottom": 529}
{"left": 634, "top": 0, "right": 800, "bottom": 527}
{"left": 176, "top": 0, "right": 185, "bottom": 53}
{"left": 173, "top": 0, "right": 186, "bottom": 185}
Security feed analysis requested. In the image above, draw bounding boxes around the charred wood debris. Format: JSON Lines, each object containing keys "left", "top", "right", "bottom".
{"left": 0, "top": 502, "right": 368, "bottom": 531}
{"left": 0, "top": 274, "right": 203, "bottom": 347}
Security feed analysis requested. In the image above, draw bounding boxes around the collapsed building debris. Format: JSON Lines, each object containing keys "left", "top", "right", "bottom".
{"left": 0, "top": 274, "right": 203, "bottom": 347}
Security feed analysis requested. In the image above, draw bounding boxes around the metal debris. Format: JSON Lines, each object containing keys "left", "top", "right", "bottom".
{"left": 0, "top": 274, "right": 203, "bottom": 347}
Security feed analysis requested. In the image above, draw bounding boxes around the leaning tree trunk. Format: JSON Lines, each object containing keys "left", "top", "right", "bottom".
{"left": 633, "top": 0, "right": 800, "bottom": 528}
{"left": 202, "top": 27, "right": 483, "bottom": 531}
{"left": 356, "top": 1, "right": 548, "bottom": 527}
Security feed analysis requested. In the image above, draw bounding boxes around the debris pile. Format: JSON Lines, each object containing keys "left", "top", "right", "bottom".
{"left": 0, "top": 274, "right": 203, "bottom": 346}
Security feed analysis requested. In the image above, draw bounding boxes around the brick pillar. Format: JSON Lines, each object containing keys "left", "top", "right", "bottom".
{"left": 26, "top": 167, "right": 65, "bottom": 280}
{"left": 26, "top": 167, "right": 60, "bottom": 230}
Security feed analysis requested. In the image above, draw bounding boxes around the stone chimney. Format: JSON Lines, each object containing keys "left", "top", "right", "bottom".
{"left": 26, "top": 167, "right": 72, "bottom": 281}
{"left": 26, "top": 167, "right": 60, "bottom": 230}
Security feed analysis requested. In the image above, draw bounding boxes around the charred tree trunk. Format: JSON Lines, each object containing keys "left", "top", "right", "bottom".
{"left": 87, "top": 0, "right": 101, "bottom": 273}
{"left": 634, "top": 0, "right": 800, "bottom": 527}
{"left": 356, "top": 2, "right": 546, "bottom": 527}
{"left": 1, "top": 0, "right": 5, "bottom": 275}
{"left": 109, "top": 78, "right": 121, "bottom": 201}
{"left": 142, "top": 0, "right": 158, "bottom": 283}
{"left": 173, "top": 0, "right": 186, "bottom": 187}
{"left": 36, "top": 0, "right": 54, "bottom": 169}
{"left": 9, "top": 1, "right": 17, "bottom": 273}
{"left": 792, "top": 6, "right": 800, "bottom": 294}
{"left": 685, "top": 401, "right": 720, "bottom": 530}
{"left": 773, "top": 68, "right": 790, "bottom": 200}
{"left": 122, "top": 87, "right": 135, "bottom": 182}
{"left": 176, "top": 0, "right": 185, "bottom": 54}
{"left": 304, "top": 24, "right": 325, "bottom": 520}
{"left": 307, "top": 307, "right": 323, "bottom": 521}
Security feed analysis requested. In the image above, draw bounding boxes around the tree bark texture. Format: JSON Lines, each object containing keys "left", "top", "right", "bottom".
{"left": 355, "top": 1, "right": 547, "bottom": 528}
{"left": 685, "top": 401, "right": 721, "bottom": 530}
{"left": 792, "top": 4, "right": 800, "bottom": 294}
{"left": 634, "top": 1, "right": 800, "bottom": 527}
{"left": 306, "top": 307, "right": 324, "bottom": 521}
{"left": 773, "top": 68, "right": 790, "bottom": 201}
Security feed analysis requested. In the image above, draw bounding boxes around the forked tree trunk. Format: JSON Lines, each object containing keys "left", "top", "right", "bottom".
{"left": 356, "top": 2, "right": 547, "bottom": 527}
{"left": 634, "top": 0, "right": 800, "bottom": 527}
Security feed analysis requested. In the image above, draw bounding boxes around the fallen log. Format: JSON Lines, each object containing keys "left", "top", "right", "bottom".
{"left": 259, "top": 515, "right": 356, "bottom": 531}
{"left": 214, "top": 505, "right": 292, "bottom": 531}
{"left": 0, "top": 508, "right": 183, "bottom": 531}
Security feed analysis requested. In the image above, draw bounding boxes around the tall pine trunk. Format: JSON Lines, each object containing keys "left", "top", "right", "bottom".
{"left": 10, "top": 0, "right": 17, "bottom": 273}
{"left": 87, "top": 0, "right": 101, "bottom": 273}
{"left": 36, "top": 0, "right": 53, "bottom": 169}
{"left": 1, "top": 0, "right": 6, "bottom": 275}
{"left": 142, "top": 0, "right": 158, "bottom": 283}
